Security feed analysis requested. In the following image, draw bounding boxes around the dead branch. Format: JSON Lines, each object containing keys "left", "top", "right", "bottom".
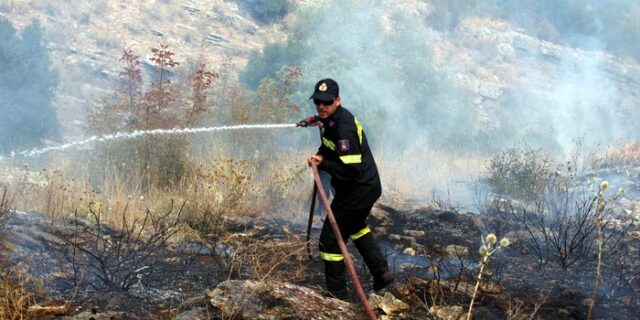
{"left": 60, "top": 200, "right": 184, "bottom": 291}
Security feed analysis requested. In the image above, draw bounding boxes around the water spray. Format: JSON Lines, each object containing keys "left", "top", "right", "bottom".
{"left": 1, "top": 123, "right": 296, "bottom": 160}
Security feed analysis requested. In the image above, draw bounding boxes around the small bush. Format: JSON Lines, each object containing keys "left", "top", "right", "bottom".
{"left": 61, "top": 201, "right": 183, "bottom": 291}
{"left": 484, "top": 143, "right": 551, "bottom": 201}
{"left": 491, "top": 145, "right": 631, "bottom": 270}
{"left": 238, "top": 0, "right": 291, "bottom": 25}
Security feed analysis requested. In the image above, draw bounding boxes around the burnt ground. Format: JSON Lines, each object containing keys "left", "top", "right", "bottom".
{"left": 0, "top": 197, "right": 639, "bottom": 319}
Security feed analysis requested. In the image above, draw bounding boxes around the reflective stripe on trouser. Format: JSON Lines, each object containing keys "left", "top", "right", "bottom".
{"left": 319, "top": 251, "right": 344, "bottom": 261}
{"left": 349, "top": 226, "right": 371, "bottom": 241}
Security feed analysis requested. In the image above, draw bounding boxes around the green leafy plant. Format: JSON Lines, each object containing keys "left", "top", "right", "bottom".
{"left": 485, "top": 143, "right": 551, "bottom": 201}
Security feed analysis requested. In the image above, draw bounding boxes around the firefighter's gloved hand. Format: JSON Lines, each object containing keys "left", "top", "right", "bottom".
{"left": 296, "top": 115, "right": 320, "bottom": 127}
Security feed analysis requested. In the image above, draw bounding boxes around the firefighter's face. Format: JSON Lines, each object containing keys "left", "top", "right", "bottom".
{"left": 314, "top": 96, "right": 340, "bottom": 119}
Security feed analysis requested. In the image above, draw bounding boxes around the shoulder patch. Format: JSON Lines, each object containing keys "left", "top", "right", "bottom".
{"left": 338, "top": 139, "right": 350, "bottom": 152}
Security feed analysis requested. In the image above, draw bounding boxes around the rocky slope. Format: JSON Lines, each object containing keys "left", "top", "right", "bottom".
{"left": 434, "top": 16, "right": 640, "bottom": 135}
{"left": 2, "top": 0, "right": 639, "bottom": 146}
{"left": 1, "top": 0, "right": 285, "bottom": 139}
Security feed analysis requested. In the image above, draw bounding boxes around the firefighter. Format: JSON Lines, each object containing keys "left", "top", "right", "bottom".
{"left": 306, "top": 78, "right": 393, "bottom": 300}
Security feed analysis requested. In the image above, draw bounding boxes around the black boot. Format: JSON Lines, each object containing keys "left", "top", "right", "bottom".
{"left": 353, "top": 232, "right": 393, "bottom": 291}
{"left": 325, "top": 261, "right": 348, "bottom": 300}
{"left": 373, "top": 271, "right": 394, "bottom": 291}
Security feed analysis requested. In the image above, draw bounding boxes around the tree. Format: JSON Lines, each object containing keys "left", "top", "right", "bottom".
{"left": 88, "top": 45, "right": 220, "bottom": 188}
{"left": 0, "top": 18, "right": 59, "bottom": 153}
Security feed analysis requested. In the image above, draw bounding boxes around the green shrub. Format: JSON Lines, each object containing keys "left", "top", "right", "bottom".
{"left": 0, "top": 18, "right": 59, "bottom": 153}
{"left": 484, "top": 143, "right": 551, "bottom": 201}
{"left": 238, "top": 0, "right": 291, "bottom": 25}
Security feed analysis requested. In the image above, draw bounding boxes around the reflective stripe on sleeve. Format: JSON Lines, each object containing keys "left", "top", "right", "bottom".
{"left": 349, "top": 227, "right": 371, "bottom": 241}
{"left": 320, "top": 251, "right": 345, "bottom": 261}
{"left": 339, "top": 154, "right": 362, "bottom": 164}
{"left": 354, "top": 117, "right": 363, "bottom": 145}
{"left": 322, "top": 137, "right": 336, "bottom": 151}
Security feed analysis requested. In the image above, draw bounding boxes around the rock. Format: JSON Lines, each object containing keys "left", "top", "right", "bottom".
{"left": 399, "top": 262, "right": 422, "bottom": 272}
{"left": 411, "top": 243, "right": 426, "bottom": 252}
{"left": 150, "top": 28, "right": 164, "bottom": 37}
{"left": 389, "top": 234, "right": 417, "bottom": 244}
{"left": 439, "top": 280, "right": 475, "bottom": 296}
{"left": 170, "top": 242, "right": 215, "bottom": 255}
{"left": 477, "top": 81, "right": 503, "bottom": 99}
{"left": 369, "top": 292, "right": 410, "bottom": 315}
{"left": 174, "top": 307, "right": 208, "bottom": 320}
{"left": 428, "top": 305, "right": 465, "bottom": 320}
{"left": 375, "top": 226, "right": 388, "bottom": 234}
{"left": 208, "top": 280, "right": 363, "bottom": 320}
{"left": 371, "top": 207, "right": 392, "bottom": 225}
{"left": 479, "top": 281, "right": 502, "bottom": 294}
{"left": 107, "top": 295, "right": 123, "bottom": 309}
{"left": 180, "top": 294, "right": 208, "bottom": 308}
{"left": 403, "top": 247, "right": 416, "bottom": 256}
{"left": 394, "top": 283, "right": 413, "bottom": 297}
{"left": 444, "top": 245, "right": 469, "bottom": 257}
{"left": 618, "top": 296, "right": 633, "bottom": 306}
{"left": 128, "top": 281, "right": 183, "bottom": 301}
{"left": 404, "top": 229, "right": 426, "bottom": 237}
{"left": 540, "top": 40, "right": 563, "bottom": 60}
{"left": 61, "top": 310, "right": 127, "bottom": 319}
{"left": 27, "top": 304, "right": 70, "bottom": 317}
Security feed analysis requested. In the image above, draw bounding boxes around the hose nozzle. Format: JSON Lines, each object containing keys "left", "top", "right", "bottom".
{"left": 296, "top": 115, "right": 321, "bottom": 127}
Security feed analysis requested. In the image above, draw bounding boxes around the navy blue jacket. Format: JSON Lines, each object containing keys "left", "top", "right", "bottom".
{"left": 317, "top": 106, "right": 382, "bottom": 210}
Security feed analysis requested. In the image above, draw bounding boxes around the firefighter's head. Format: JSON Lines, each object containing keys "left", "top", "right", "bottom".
{"left": 310, "top": 79, "right": 341, "bottom": 119}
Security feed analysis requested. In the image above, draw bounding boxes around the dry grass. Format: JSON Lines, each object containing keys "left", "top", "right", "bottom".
{"left": 0, "top": 190, "right": 38, "bottom": 319}
{"left": 222, "top": 234, "right": 310, "bottom": 283}
{"left": 3, "top": 141, "right": 313, "bottom": 227}
{"left": 592, "top": 141, "right": 640, "bottom": 168}
{"left": 0, "top": 269, "right": 35, "bottom": 320}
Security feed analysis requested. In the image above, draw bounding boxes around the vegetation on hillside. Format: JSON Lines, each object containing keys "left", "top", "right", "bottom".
{"left": 237, "top": 0, "right": 291, "bottom": 24}
{"left": 241, "top": 0, "right": 479, "bottom": 151}
{"left": 0, "top": 17, "right": 59, "bottom": 154}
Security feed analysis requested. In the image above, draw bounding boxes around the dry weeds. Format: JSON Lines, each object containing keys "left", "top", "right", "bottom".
{"left": 0, "top": 269, "right": 35, "bottom": 320}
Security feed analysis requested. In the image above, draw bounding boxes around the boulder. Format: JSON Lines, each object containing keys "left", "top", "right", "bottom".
{"left": 428, "top": 305, "right": 465, "bottom": 320}
{"left": 369, "top": 292, "right": 410, "bottom": 315}
{"left": 208, "top": 280, "right": 365, "bottom": 320}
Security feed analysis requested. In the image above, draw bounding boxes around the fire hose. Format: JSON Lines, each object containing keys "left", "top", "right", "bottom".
{"left": 308, "top": 161, "right": 378, "bottom": 320}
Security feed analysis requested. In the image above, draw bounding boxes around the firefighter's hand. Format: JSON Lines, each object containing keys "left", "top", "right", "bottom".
{"left": 307, "top": 155, "right": 323, "bottom": 167}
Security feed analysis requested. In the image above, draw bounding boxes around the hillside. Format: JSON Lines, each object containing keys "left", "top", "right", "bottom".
{"left": 1, "top": 0, "right": 286, "bottom": 139}
{"left": 2, "top": 0, "right": 640, "bottom": 150}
